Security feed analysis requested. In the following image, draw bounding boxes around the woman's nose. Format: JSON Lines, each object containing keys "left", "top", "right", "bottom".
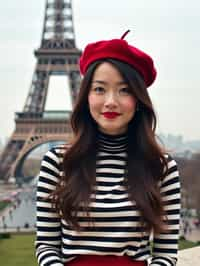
{"left": 104, "top": 93, "right": 118, "bottom": 107}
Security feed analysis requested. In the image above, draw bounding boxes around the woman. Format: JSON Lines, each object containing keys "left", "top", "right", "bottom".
{"left": 35, "top": 31, "right": 180, "bottom": 266}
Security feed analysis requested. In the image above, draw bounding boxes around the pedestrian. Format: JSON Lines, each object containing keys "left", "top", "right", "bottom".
{"left": 183, "top": 219, "right": 190, "bottom": 236}
{"left": 35, "top": 30, "right": 181, "bottom": 266}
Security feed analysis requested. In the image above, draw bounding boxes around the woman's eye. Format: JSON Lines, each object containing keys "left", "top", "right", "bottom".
{"left": 119, "top": 87, "right": 131, "bottom": 94}
{"left": 93, "top": 87, "right": 105, "bottom": 93}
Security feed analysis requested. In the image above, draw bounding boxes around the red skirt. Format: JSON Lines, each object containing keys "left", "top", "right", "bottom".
{"left": 66, "top": 255, "right": 147, "bottom": 266}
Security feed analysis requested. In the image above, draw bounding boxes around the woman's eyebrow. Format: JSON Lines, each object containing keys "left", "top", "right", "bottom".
{"left": 91, "top": 80, "right": 107, "bottom": 85}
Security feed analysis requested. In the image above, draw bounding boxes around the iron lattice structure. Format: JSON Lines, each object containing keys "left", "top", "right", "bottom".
{"left": 0, "top": 0, "right": 81, "bottom": 180}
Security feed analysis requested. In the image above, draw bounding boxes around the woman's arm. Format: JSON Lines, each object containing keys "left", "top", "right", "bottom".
{"left": 35, "top": 148, "right": 63, "bottom": 266}
{"left": 150, "top": 155, "right": 181, "bottom": 266}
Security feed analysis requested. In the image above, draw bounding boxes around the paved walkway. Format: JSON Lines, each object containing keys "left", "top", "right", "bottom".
{"left": 177, "top": 246, "right": 200, "bottom": 266}
{"left": 177, "top": 228, "right": 200, "bottom": 266}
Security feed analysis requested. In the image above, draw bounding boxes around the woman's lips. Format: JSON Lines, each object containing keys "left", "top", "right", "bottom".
{"left": 102, "top": 112, "right": 121, "bottom": 119}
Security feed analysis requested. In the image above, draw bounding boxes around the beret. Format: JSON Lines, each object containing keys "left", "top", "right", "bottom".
{"left": 79, "top": 30, "right": 157, "bottom": 87}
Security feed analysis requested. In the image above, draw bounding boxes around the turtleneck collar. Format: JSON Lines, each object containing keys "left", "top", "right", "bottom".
{"left": 97, "top": 129, "right": 128, "bottom": 153}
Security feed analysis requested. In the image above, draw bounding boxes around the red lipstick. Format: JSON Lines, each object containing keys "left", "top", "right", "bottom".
{"left": 102, "top": 112, "right": 120, "bottom": 119}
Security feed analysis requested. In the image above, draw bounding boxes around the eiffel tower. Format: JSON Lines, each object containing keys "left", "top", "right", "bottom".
{"left": 0, "top": 0, "right": 81, "bottom": 181}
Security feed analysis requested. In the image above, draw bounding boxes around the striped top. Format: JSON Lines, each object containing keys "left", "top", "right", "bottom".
{"left": 35, "top": 131, "right": 181, "bottom": 266}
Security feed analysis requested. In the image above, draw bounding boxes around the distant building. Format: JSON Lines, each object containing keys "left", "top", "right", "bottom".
{"left": 159, "top": 133, "right": 200, "bottom": 156}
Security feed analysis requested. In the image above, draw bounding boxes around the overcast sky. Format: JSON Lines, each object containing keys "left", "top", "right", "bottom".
{"left": 0, "top": 0, "right": 199, "bottom": 142}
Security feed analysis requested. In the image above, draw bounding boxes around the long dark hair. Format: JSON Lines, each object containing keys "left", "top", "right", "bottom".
{"left": 52, "top": 59, "right": 168, "bottom": 234}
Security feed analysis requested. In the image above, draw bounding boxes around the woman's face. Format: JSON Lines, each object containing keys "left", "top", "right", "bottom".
{"left": 88, "top": 62, "right": 137, "bottom": 135}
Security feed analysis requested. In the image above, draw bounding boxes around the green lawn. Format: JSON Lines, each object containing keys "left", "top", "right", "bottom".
{"left": 0, "top": 233, "right": 199, "bottom": 266}
{"left": 0, "top": 233, "right": 37, "bottom": 266}
{"left": 179, "top": 238, "right": 200, "bottom": 250}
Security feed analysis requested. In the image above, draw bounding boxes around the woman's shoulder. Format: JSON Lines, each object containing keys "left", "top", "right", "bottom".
{"left": 163, "top": 152, "right": 178, "bottom": 168}
{"left": 162, "top": 152, "right": 179, "bottom": 181}
{"left": 42, "top": 143, "right": 71, "bottom": 168}
{"left": 51, "top": 143, "right": 70, "bottom": 155}
{"left": 48, "top": 143, "right": 71, "bottom": 157}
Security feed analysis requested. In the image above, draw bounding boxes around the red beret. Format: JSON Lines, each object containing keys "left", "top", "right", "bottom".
{"left": 79, "top": 30, "right": 157, "bottom": 87}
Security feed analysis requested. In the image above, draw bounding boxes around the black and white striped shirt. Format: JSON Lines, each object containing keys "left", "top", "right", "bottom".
{"left": 35, "top": 132, "right": 180, "bottom": 266}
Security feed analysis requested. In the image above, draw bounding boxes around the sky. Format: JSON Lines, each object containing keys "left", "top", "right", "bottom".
{"left": 0, "top": 0, "right": 200, "bottom": 142}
